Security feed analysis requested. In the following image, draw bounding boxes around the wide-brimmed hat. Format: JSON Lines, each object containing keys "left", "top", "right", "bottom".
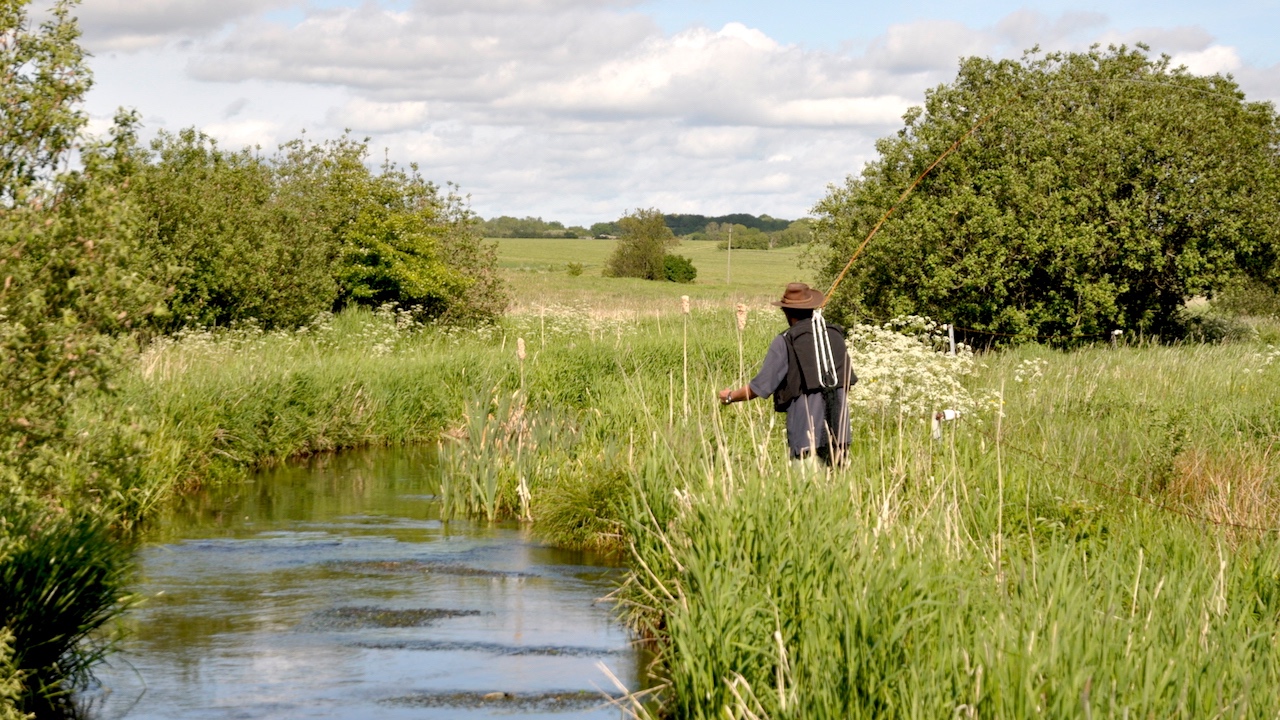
{"left": 771, "top": 282, "right": 826, "bottom": 309}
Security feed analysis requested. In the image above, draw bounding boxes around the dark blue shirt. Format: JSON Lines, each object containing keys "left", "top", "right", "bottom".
{"left": 748, "top": 334, "right": 850, "bottom": 456}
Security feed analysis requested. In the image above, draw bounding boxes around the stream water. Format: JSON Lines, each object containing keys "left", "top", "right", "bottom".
{"left": 85, "top": 447, "right": 647, "bottom": 719}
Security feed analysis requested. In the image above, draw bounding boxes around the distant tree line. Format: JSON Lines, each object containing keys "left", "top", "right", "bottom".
{"left": 695, "top": 219, "right": 813, "bottom": 249}
{"left": 480, "top": 216, "right": 590, "bottom": 238}
{"left": 484, "top": 212, "right": 804, "bottom": 243}
{"left": 664, "top": 213, "right": 790, "bottom": 236}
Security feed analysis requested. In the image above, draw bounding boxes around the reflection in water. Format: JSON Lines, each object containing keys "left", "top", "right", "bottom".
{"left": 86, "top": 447, "right": 644, "bottom": 719}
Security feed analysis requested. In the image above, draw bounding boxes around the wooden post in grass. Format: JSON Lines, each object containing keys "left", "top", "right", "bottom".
{"left": 681, "top": 295, "right": 690, "bottom": 418}
{"left": 726, "top": 225, "right": 733, "bottom": 284}
{"left": 517, "top": 337, "right": 526, "bottom": 390}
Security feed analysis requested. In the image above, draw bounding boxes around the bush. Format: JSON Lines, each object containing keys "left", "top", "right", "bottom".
{"left": 663, "top": 254, "right": 698, "bottom": 283}
{"left": 131, "top": 129, "right": 338, "bottom": 330}
{"left": 605, "top": 208, "right": 677, "bottom": 280}
{"left": 566, "top": 262, "right": 584, "bottom": 277}
{"left": 1217, "top": 277, "right": 1280, "bottom": 318}
{"left": 128, "top": 131, "right": 507, "bottom": 329}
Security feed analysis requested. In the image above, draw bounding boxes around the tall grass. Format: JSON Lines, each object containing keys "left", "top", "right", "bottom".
{"left": 0, "top": 629, "right": 28, "bottom": 720}
{"left": 0, "top": 497, "right": 135, "bottom": 716}
{"left": 427, "top": 305, "right": 1280, "bottom": 716}
{"left": 59, "top": 302, "right": 1280, "bottom": 717}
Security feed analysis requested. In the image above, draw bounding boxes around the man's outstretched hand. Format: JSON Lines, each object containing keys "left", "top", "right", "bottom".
{"left": 718, "top": 386, "right": 757, "bottom": 405}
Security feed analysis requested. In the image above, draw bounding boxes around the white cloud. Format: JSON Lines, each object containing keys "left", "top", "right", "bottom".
{"left": 1171, "top": 45, "right": 1243, "bottom": 76}
{"left": 73, "top": 3, "right": 1280, "bottom": 224}
{"left": 77, "top": 0, "right": 287, "bottom": 50}
{"left": 327, "top": 98, "right": 430, "bottom": 132}
{"left": 201, "top": 119, "right": 281, "bottom": 149}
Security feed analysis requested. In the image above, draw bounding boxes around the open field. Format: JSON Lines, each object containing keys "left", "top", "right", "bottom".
{"left": 492, "top": 238, "right": 813, "bottom": 314}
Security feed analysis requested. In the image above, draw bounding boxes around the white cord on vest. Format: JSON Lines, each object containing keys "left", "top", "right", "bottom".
{"left": 812, "top": 308, "right": 839, "bottom": 388}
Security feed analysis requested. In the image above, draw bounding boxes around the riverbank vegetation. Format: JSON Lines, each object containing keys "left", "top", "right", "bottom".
{"left": 115, "top": 301, "right": 1280, "bottom": 717}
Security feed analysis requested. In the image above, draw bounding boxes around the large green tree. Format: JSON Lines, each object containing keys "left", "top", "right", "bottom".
{"left": 813, "top": 46, "right": 1280, "bottom": 338}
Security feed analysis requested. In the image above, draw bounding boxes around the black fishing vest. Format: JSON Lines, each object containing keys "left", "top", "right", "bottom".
{"left": 773, "top": 321, "right": 855, "bottom": 413}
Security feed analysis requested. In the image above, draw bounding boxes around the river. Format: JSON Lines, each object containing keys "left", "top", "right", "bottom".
{"left": 84, "top": 447, "right": 647, "bottom": 719}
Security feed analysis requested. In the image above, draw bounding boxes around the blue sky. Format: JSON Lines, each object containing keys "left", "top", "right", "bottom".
{"left": 76, "top": 0, "right": 1280, "bottom": 225}
{"left": 646, "top": 0, "right": 1280, "bottom": 63}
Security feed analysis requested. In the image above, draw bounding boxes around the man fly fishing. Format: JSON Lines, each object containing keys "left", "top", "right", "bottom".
{"left": 718, "top": 282, "right": 855, "bottom": 465}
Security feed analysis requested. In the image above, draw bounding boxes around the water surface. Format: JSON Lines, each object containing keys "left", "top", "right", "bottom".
{"left": 88, "top": 447, "right": 644, "bottom": 719}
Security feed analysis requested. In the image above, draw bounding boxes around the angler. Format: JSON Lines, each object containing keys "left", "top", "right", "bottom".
{"left": 718, "top": 282, "right": 856, "bottom": 465}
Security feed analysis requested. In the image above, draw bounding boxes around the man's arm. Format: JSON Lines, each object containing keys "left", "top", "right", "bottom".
{"left": 719, "top": 335, "right": 787, "bottom": 405}
{"left": 718, "top": 385, "right": 759, "bottom": 405}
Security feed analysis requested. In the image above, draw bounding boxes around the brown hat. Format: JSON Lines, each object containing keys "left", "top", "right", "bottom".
{"left": 771, "top": 282, "right": 826, "bottom": 309}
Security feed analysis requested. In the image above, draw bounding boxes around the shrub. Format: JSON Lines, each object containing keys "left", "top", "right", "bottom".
{"left": 128, "top": 131, "right": 507, "bottom": 329}
{"left": 566, "top": 262, "right": 584, "bottom": 276}
{"left": 663, "top": 254, "right": 698, "bottom": 283}
{"left": 1217, "top": 277, "right": 1280, "bottom": 318}
{"left": 605, "top": 208, "right": 677, "bottom": 280}
{"left": 0, "top": 2, "right": 153, "bottom": 710}
{"left": 130, "top": 129, "right": 339, "bottom": 330}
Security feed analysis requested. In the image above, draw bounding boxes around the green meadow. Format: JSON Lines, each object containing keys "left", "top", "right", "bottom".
{"left": 493, "top": 238, "right": 813, "bottom": 312}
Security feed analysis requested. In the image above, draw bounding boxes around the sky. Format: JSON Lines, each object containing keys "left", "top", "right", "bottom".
{"left": 71, "top": 0, "right": 1280, "bottom": 226}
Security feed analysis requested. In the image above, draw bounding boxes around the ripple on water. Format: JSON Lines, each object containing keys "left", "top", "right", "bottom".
{"left": 298, "top": 606, "right": 482, "bottom": 631}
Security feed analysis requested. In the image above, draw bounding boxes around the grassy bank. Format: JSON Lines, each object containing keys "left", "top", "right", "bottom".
{"left": 423, "top": 305, "right": 1280, "bottom": 716}
{"left": 64, "top": 300, "right": 1280, "bottom": 717}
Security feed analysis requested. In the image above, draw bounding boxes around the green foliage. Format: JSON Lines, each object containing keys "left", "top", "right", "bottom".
{"left": 0, "top": 1, "right": 153, "bottom": 711}
{"left": 0, "top": 629, "right": 30, "bottom": 720}
{"left": 605, "top": 208, "right": 678, "bottom": 280}
{"left": 664, "top": 213, "right": 790, "bottom": 236}
{"left": 0, "top": 496, "right": 134, "bottom": 714}
{"left": 481, "top": 215, "right": 583, "bottom": 238}
{"left": 129, "top": 130, "right": 507, "bottom": 329}
{"left": 1217, "top": 276, "right": 1280, "bottom": 318}
{"left": 130, "top": 129, "right": 338, "bottom": 330}
{"left": 704, "top": 219, "right": 811, "bottom": 250}
{"left": 662, "top": 253, "right": 697, "bottom": 283}
{"left": 768, "top": 218, "right": 813, "bottom": 248}
{"left": 709, "top": 222, "right": 767, "bottom": 249}
{"left": 566, "top": 262, "right": 584, "bottom": 276}
{"left": 814, "top": 46, "right": 1280, "bottom": 339}
{"left": 335, "top": 165, "right": 489, "bottom": 321}
{"left": 589, "top": 220, "right": 620, "bottom": 237}
{"left": 0, "top": 0, "right": 90, "bottom": 204}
